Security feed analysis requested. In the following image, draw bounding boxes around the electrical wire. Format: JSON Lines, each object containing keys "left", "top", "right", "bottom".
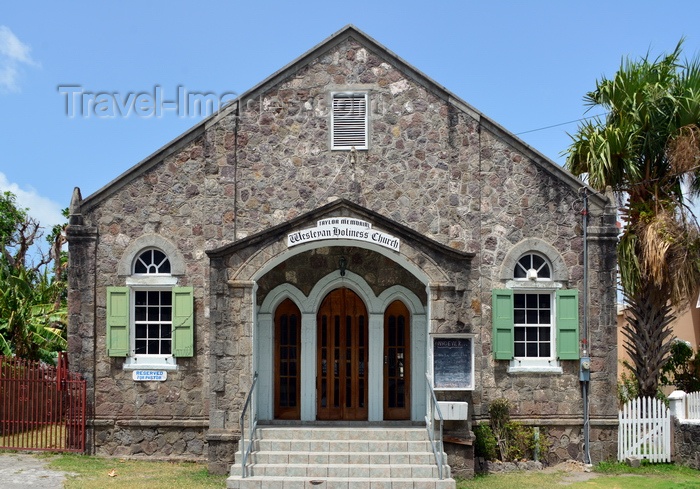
{"left": 515, "top": 113, "right": 608, "bottom": 136}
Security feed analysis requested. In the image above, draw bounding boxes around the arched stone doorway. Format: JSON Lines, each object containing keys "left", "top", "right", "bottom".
{"left": 257, "top": 265, "right": 427, "bottom": 423}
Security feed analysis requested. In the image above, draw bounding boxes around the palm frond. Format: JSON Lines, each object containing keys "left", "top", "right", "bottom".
{"left": 636, "top": 210, "right": 700, "bottom": 305}
{"left": 568, "top": 40, "right": 700, "bottom": 396}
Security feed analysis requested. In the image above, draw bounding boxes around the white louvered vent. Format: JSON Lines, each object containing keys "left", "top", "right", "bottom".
{"left": 331, "top": 92, "right": 368, "bottom": 150}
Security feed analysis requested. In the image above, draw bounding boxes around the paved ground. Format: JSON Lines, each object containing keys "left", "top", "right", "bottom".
{"left": 0, "top": 453, "right": 70, "bottom": 488}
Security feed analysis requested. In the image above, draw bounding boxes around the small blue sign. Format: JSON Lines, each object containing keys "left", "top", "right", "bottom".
{"left": 132, "top": 370, "right": 167, "bottom": 382}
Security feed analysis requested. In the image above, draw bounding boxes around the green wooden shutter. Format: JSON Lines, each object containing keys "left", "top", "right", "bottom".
{"left": 172, "top": 287, "right": 194, "bottom": 357}
{"left": 106, "top": 287, "right": 129, "bottom": 357}
{"left": 492, "top": 289, "right": 514, "bottom": 360}
{"left": 556, "top": 289, "right": 580, "bottom": 360}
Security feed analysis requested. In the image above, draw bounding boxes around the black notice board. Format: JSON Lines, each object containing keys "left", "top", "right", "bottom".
{"left": 433, "top": 337, "right": 473, "bottom": 390}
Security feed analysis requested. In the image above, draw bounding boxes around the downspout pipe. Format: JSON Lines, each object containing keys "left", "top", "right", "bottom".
{"left": 233, "top": 103, "right": 239, "bottom": 241}
{"left": 581, "top": 187, "right": 591, "bottom": 465}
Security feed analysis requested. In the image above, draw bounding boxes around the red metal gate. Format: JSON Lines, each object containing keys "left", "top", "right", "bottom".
{"left": 0, "top": 353, "right": 86, "bottom": 452}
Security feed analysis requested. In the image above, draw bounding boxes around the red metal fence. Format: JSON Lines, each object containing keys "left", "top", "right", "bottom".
{"left": 0, "top": 353, "right": 86, "bottom": 452}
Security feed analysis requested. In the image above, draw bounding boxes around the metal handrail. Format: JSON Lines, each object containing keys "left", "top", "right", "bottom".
{"left": 239, "top": 372, "right": 259, "bottom": 479}
{"left": 425, "top": 373, "right": 444, "bottom": 480}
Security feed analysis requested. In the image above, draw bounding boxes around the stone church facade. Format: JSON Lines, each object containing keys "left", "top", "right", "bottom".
{"left": 66, "top": 26, "right": 619, "bottom": 473}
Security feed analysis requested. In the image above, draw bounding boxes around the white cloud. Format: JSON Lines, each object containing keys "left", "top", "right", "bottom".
{"left": 0, "top": 172, "right": 66, "bottom": 229}
{"left": 0, "top": 25, "right": 39, "bottom": 93}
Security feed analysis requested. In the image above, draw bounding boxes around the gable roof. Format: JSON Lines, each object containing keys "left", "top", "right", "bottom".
{"left": 80, "top": 25, "right": 608, "bottom": 212}
{"left": 207, "top": 198, "right": 474, "bottom": 262}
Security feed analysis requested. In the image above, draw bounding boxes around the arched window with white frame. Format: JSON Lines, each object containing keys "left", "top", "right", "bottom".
{"left": 493, "top": 247, "right": 579, "bottom": 373}
{"left": 132, "top": 249, "right": 174, "bottom": 356}
{"left": 106, "top": 245, "right": 193, "bottom": 370}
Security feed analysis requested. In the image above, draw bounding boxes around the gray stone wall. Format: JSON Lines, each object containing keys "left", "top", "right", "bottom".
{"left": 94, "top": 421, "right": 208, "bottom": 460}
{"left": 68, "top": 32, "right": 618, "bottom": 469}
{"left": 547, "top": 424, "right": 617, "bottom": 464}
{"left": 476, "top": 140, "right": 616, "bottom": 420}
{"left": 445, "top": 442, "right": 474, "bottom": 478}
{"left": 216, "top": 39, "right": 482, "bottom": 250}
{"left": 673, "top": 419, "right": 700, "bottom": 469}
{"left": 65, "top": 224, "right": 98, "bottom": 452}
{"left": 76, "top": 136, "right": 215, "bottom": 460}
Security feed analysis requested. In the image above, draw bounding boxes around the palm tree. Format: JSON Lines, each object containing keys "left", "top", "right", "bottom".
{"left": 566, "top": 40, "right": 700, "bottom": 397}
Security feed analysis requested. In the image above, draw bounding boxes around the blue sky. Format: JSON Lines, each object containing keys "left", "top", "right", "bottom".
{"left": 2, "top": 1, "right": 699, "bottom": 230}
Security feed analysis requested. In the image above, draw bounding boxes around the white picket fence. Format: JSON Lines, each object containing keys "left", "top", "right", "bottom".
{"left": 688, "top": 391, "right": 700, "bottom": 419}
{"left": 618, "top": 396, "right": 671, "bottom": 463}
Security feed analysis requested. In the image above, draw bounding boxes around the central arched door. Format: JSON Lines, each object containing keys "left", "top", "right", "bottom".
{"left": 317, "top": 288, "right": 368, "bottom": 420}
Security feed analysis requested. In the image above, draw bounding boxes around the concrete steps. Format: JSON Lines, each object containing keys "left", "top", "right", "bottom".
{"left": 227, "top": 426, "right": 455, "bottom": 489}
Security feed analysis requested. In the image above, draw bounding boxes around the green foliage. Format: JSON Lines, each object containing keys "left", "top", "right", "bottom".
{"left": 489, "top": 398, "right": 511, "bottom": 424}
{"left": 502, "top": 422, "right": 531, "bottom": 461}
{"left": 567, "top": 40, "right": 700, "bottom": 398}
{"left": 0, "top": 191, "right": 29, "bottom": 246}
{"left": 660, "top": 339, "right": 700, "bottom": 392}
{"left": 489, "top": 398, "right": 511, "bottom": 461}
{"left": 617, "top": 362, "right": 670, "bottom": 406}
{"left": 618, "top": 364, "right": 640, "bottom": 406}
{"left": 0, "top": 191, "right": 67, "bottom": 363}
{"left": 484, "top": 399, "right": 548, "bottom": 462}
{"left": 499, "top": 423, "right": 549, "bottom": 462}
{"left": 474, "top": 423, "right": 498, "bottom": 460}
{"left": 0, "top": 264, "right": 67, "bottom": 362}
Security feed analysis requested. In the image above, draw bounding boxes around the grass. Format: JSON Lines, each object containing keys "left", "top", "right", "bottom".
{"left": 0, "top": 423, "right": 68, "bottom": 450}
{"left": 6, "top": 453, "right": 696, "bottom": 489}
{"left": 456, "top": 472, "right": 565, "bottom": 488}
{"left": 587, "top": 461, "right": 700, "bottom": 489}
{"left": 455, "top": 461, "right": 700, "bottom": 489}
{"left": 46, "top": 453, "right": 228, "bottom": 489}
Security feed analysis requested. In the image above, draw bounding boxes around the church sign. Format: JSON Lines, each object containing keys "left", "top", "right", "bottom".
{"left": 287, "top": 218, "right": 400, "bottom": 252}
{"left": 432, "top": 335, "right": 474, "bottom": 390}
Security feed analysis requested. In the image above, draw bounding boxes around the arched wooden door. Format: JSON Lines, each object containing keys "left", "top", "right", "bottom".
{"left": 274, "top": 299, "right": 301, "bottom": 419}
{"left": 317, "top": 288, "right": 368, "bottom": 421}
{"left": 384, "top": 300, "right": 411, "bottom": 420}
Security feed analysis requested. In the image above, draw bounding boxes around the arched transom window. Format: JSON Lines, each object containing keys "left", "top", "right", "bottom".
{"left": 514, "top": 253, "right": 551, "bottom": 281}
{"left": 134, "top": 249, "right": 171, "bottom": 275}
